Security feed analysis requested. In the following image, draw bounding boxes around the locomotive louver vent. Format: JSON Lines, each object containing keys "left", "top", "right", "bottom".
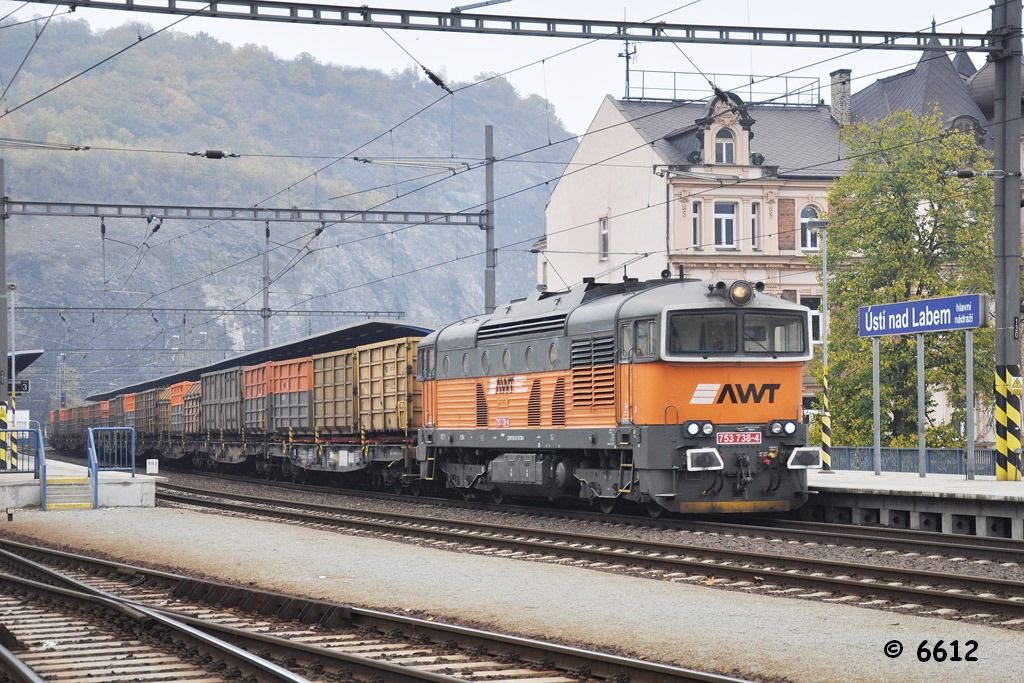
{"left": 570, "top": 336, "right": 616, "bottom": 407}
{"left": 477, "top": 313, "right": 568, "bottom": 342}
{"left": 527, "top": 379, "right": 542, "bottom": 426}
{"left": 475, "top": 383, "right": 488, "bottom": 427}
{"left": 552, "top": 378, "right": 566, "bottom": 426}
{"left": 570, "top": 336, "right": 615, "bottom": 367}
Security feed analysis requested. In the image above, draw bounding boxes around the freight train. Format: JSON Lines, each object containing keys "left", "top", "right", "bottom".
{"left": 51, "top": 275, "right": 822, "bottom": 515}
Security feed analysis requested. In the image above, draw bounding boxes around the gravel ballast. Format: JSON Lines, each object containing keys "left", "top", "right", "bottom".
{"left": 165, "top": 473, "right": 1024, "bottom": 582}
{"left": 7, "top": 506, "right": 1024, "bottom": 683}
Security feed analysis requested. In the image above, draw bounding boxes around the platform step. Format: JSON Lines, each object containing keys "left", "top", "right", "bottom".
{"left": 45, "top": 501, "right": 95, "bottom": 510}
{"left": 46, "top": 476, "right": 90, "bottom": 485}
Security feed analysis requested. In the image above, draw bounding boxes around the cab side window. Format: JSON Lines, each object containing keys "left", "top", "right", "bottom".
{"left": 619, "top": 322, "right": 634, "bottom": 361}
{"left": 621, "top": 319, "right": 658, "bottom": 360}
{"left": 635, "top": 319, "right": 658, "bottom": 358}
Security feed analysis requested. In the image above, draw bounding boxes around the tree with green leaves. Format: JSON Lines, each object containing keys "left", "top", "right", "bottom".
{"left": 812, "top": 109, "right": 994, "bottom": 447}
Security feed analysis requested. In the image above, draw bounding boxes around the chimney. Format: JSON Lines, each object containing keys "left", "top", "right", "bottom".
{"left": 830, "top": 69, "right": 852, "bottom": 125}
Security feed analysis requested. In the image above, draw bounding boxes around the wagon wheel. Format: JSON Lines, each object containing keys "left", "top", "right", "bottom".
{"left": 410, "top": 480, "right": 423, "bottom": 497}
{"left": 595, "top": 497, "right": 616, "bottom": 515}
{"left": 489, "top": 488, "right": 505, "bottom": 505}
{"left": 391, "top": 477, "right": 404, "bottom": 495}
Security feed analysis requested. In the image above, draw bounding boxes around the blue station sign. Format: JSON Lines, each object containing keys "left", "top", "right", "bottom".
{"left": 859, "top": 294, "right": 989, "bottom": 337}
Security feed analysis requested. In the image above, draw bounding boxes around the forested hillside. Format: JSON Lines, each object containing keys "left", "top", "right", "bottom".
{"left": 0, "top": 19, "right": 573, "bottom": 413}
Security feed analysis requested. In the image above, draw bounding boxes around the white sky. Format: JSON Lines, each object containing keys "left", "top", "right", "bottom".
{"left": 3, "top": 1, "right": 995, "bottom": 134}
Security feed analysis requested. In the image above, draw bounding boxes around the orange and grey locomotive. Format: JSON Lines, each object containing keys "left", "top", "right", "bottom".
{"left": 416, "top": 276, "right": 821, "bottom": 515}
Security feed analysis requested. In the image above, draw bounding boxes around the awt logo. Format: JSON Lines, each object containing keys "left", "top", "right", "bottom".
{"left": 689, "top": 383, "right": 781, "bottom": 405}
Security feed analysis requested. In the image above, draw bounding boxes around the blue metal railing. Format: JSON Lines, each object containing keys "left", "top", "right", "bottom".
{"left": 86, "top": 427, "right": 137, "bottom": 508}
{"left": 0, "top": 428, "right": 48, "bottom": 507}
{"left": 831, "top": 446, "right": 997, "bottom": 476}
{"left": 0, "top": 428, "right": 44, "bottom": 478}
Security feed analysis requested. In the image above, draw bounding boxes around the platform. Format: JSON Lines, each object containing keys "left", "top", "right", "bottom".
{"left": 0, "top": 459, "right": 160, "bottom": 509}
{"left": 804, "top": 470, "right": 1024, "bottom": 539}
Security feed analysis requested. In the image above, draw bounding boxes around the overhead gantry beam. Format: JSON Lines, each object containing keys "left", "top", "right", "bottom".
{"left": 32, "top": 1, "right": 992, "bottom": 51}
{"left": 2, "top": 199, "right": 486, "bottom": 226}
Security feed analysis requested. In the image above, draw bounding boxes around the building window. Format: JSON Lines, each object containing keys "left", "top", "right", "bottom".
{"left": 714, "top": 203, "right": 736, "bottom": 248}
{"left": 691, "top": 201, "right": 702, "bottom": 248}
{"left": 801, "top": 296, "right": 822, "bottom": 341}
{"left": 715, "top": 129, "right": 735, "bottom": 164}
{"left": 598, "top": 216, "right": 610, "bottom": 261}
{"left": 801, "top": 206, "right": 820, "bottom": 250}
{"left": 750, "top": 202, "right": 759, "bottom": 249}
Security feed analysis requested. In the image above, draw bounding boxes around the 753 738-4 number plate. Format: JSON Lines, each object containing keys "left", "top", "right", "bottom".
{"left": 716, "top": 432, "right": 762, "bottom": 445}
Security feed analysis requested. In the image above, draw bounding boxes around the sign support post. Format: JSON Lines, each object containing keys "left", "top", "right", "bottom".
{"left": 872, "top": 336, "right": 881, "bottom": 476}
{"left": 917, "top": 334, "right": 926, "bottom": 478}
{"left": 966, "top": 330, "right": 975, "bottom": 480}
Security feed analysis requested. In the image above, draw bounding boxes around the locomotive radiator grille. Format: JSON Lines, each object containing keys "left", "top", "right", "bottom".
{"left": 552, "top": 378, "right": 566, "bottom": 425}
{"left": 527, "top": 379, "right": 542, "bottom": 426}
{"left": 475, "top": 383, "right": 489, "bottom": 427}
{"left": 570, "top": 336, "right": 615, "bottom": 407}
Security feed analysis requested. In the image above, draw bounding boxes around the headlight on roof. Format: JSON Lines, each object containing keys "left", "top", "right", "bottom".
{"left": 729, "top": 280, "right": 754, "bottom": 305}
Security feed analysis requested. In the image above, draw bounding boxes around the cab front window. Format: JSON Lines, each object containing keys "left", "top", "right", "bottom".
{"left": 668, "top": 312, "right": 737, "bottom": 355}
{"left": 743, "top": 313, "right": 806, "bottom": 354}
{"left": 666, "top": 310, "right": 807, "bottom": 358}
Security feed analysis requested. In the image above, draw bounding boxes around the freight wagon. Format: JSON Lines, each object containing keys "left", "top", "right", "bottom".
{"left": 53, "top": 323, "right": 430, "bottom": 490}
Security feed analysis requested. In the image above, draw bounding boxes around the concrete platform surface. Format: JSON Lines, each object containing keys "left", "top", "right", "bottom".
{"left": 0, "top": 460, "right": 160, "bottom": 508}
{"left": 810, "top": 470, "right": 1024, "bottom": 502}
{"left": 7, "top": 507, "right": 1024, "bottom": 683}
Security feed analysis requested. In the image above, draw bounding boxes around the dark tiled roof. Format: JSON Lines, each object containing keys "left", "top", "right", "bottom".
{"left": 851, "top": 37, "right": 988, "bottom": 126}
{"left": 612, "top": 99, "right": 847, "bottom": 178}
{"left": 953, "top": 50, "right": 977, "bottom": 79}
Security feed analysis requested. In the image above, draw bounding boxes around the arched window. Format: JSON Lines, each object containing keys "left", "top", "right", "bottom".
{"left": 715, "top": 129, "right": 735, "bottom": 164}
{"left": 800, "top": 206, "right": 820, "bottom": 250}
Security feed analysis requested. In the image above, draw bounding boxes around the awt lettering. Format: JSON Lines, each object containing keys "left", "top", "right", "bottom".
{"left": 716, "top": 383, "right": 781, "bottom": 404}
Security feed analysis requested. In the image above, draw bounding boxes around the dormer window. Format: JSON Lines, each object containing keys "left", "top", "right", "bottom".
{"left": 715, "top": 129, "right": 735, "bottom": 164}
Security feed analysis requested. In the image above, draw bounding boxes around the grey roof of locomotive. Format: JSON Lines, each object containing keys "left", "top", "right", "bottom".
{"left": 423, "top": 278, "right": 809, "bottom": 351}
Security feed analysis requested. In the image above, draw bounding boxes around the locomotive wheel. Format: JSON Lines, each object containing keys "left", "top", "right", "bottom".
{"left": 595, "top": 497, "right": 616, "bottom": 515}
{"left": 646, "top": 500, "right": 665, "bottom": 519}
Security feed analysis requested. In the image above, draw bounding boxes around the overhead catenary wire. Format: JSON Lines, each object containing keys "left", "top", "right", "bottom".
{"left": 0, "top": 3, "right": 215, "bottom": 120}
{"left": 22, "top": 2, "right": 994, "bottom": 355}
{"left": 0, "top": 2, "right": 59, "bottom": 109}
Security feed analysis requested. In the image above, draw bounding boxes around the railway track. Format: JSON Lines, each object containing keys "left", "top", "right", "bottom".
{"left": 170, "top": 470, "right": 1024, "bottom": 564}
{"left": 156, "top": 482, "right": 1024, "bottom": 627}
{"left": 0, "top": 539, "right": 730, "bottom": 683}
{"left": 0, "top": 553, "right": 307, "bottom": 682}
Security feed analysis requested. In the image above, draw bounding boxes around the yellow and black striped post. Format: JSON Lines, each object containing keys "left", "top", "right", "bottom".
{"left": 996, "top": 365, "right": 1023, "bottom": 481}
{"left": 820, "top": 370, "right": 832, "bottom": 471}
{"left": 9, "top": 392, "right": 17, "bottom": 468}
{"left": 0, "top": 400, "right": 7, "bottom": 470}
